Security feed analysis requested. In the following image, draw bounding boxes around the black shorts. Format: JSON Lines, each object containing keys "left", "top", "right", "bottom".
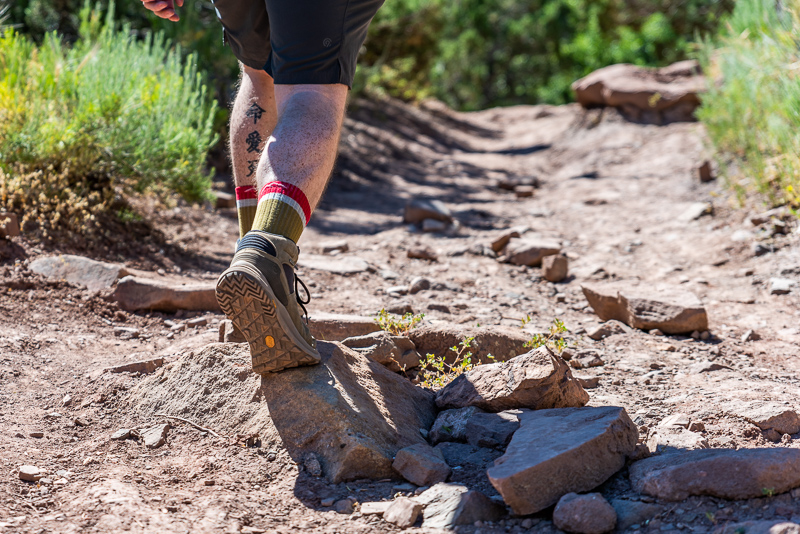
{"left": 213, "top": 0, "right": 384, "bottom": 87}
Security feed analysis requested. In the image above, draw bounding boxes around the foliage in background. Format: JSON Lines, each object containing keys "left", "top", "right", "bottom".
{"left": 524, "top": 318, "right": 569, "bottom": 354}
{"left": 0, "top": 4, "right": 217, "bottom": 238}
{"left": 374, "top": 309, "right": 425, "bottom": 335}
{"left": 357, "top": 0, "right": 733, "bottom": 109}
{"left": 696, "top": 0, "right": 800, "bottom": 208}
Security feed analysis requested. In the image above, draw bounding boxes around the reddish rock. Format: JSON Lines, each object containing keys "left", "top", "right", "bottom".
{"left": 403, "top": 198, "right": 452, "bottom": 225}
{"left": 383, "top": 497, "right": 423, "bottom": 529}
{"left": 106, "top": 358, "right": 164, "bottom": 375}
{"left": 342, "top": 331, "right": 421, "bottom": 371}
{"left": 435, "top": 346, "right": 589, "bottom": 412}
{"left": 309, "top": 312, "right": 381, "bottom": 342}
{"left": 732, "top": 402, "right": 800, "bottom": 436}
{"left": 213, "top": 191, "right": 235, "bottom": 209}
{"left": 408, "top": 323, "right": 530, "bottom": 365}
{"left": 392, "top": 443, "right": 451, "bottom": 486}
{"left": 490, "top": 226, "right": 528, "bottom": 253}
{"left": 581, "top": 283, "right": 708, "bottom": 335}
{"left": 113, "top": 276, "right": 219, "bottom": 312}
{"left": 553, "top": 493, "right": 617, "bottom": 534}
{"left": 587, "top": 320, "right": 631, "bottom": 340}
{"left": 0, "top": 213, "right": 20, "bottom": 238}
{"left": 416, "top": 483, "right": 506, "bottom": 529}
{"left": 30, "top": 254, "right": 128, "bottom": 292}
{"left": 629, "top": 448, "right": 800, "bottom": 501}
{"left": 503, "top": 237, "right": 561, "bottom": 267}
{"left": 487, "top": 406, "right": 637, "bottom": 515}
{"left": 542, "top": 254, "right": 569, "bottom": 282}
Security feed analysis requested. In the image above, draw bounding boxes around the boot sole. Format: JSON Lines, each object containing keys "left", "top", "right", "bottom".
{"left": 216, "top": 267, "right": 320, "bottom": 374}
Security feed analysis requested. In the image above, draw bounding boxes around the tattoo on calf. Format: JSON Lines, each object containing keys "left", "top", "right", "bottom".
{"left": 246, "top": 160, "right": 258, "bottom": 177}
{"left": 245, "top": 102, "right": 265, "bottom": 124}
{"left": 246, "top": 131, "right": 263, "bottom": 153}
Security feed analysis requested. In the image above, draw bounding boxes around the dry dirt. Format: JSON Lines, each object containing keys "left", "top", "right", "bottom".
{"left": 1, "top": 96, "right": 799, "bottom": 534}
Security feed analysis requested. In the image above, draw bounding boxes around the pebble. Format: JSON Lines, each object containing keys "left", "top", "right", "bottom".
{"left": 335, "top": 498, "right": 355, "bottom": 514}
{"left": 204, "top": 479, "right": 215, "bottom": 486}
{"left": 30, "top": 431, "right": 44, "bottom": 438}
{"left": 62, "top": 394, "right": 72, "bottom": 406}
{"left": 187, "top": 317, "right": 208, "bottom": 327}
{"left": 110, "top": 428, "right": 131, "bottom": 440}
{"left": 19, "top": 465, "right": 40, "bottom": 482}
{"left": 770, "top": 278, "right": 795, "bottom": 295}
{"left": 320, "top": 497, "right": 336, "bottom": 507}
{"left": 408, "top": 277, "right": 432, "bottom": 295}
{"left": 407, "top": 246, "right": 438, "bottom": 261}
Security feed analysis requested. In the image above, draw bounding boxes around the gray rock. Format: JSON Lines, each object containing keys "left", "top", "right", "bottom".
{"left": 361, "top": 501, "right": 391, "bottom": 515}
{"left": 141, "top": 423, "right": 169, "bottom": 449}
{"left": 542, "top": 254, "right": 569, "bottom": 283}
{"left": 679, "top": 202, "right": 713, "bottom": 222}
{"left": 342, "top": 330, "right": 421, "bottom": 372}
{"left": 408, "top": 276, "right": 432, "bottom": 294}
{"left": 487, "top": 406, "right": 637, "bottom": 515}
{"left": 422, "top": 219, "right": 448, "bottom": 233}
{"left": 629, "top": 448, "right": 800, "bottom": 500}
{"left": 712, "top": 521, "right": 800, "bottom": 534}
{"left": 403, "top": 199, "right": 453, "bottom": 225}
{"left": 112, "top": 276, "right": 219, "bottom": 312}
{"left": 320, "top": 239, "right": 349, "bottom": 254}
{"left": 383, "top": 497, "right": 423, "bottom": 528}
{"left": 392, "top": 443, "right": 451, "bottom": 486}
{"left": 416, "top": 483, "right": 506, "bottom": 529}
{"left": 19, "top": 465, "right": 40, "bottom": 482}
{"left": 430, "top": 407, "right": 481, "bottom": 444}
{"left": 29, "top": 254, "right": 128, "bottom": 291}
{"left": 553, "top": 492, "right": 617, "bottom": 534}
{"left": 298, "top": 255, "right": 369, "bottom": 275}
{"left": 435, "top": 442, "right": 502, "bottom": 468}
{"left": 503, "top": 237, "right": 561, "bottom": 267}
{"left": 770, "top": 278, "right": 796, "bottom": 295}
{"left": 587, "top": 320, "right": 631, "bottom": 340}
{"left": 435, "top": 346, "right": 589, "bottom": 412}
{"left": 610, "top": 499, "right": 664, "bottom": 531}
{"left": 465, "top": 410, "right": 521, "bottom": 449}
{"left": 732, "top": 402, "right": 800, "bottom": 436}
{"left": 309, "top": 312, "right": 381, "bottom": 341}
{"left": 335, "top": 498, "right": 355, "bottom": 514}
{"left": 647, "top": 427, "right": 708, "bottom": 453}
{"left": 110, "top": 428, "right": 131, "bottom": 441}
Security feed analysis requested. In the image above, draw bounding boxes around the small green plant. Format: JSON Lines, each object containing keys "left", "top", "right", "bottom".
{"left": 524, "top": 318, "right": 569, "bottom": 354}
{"left": 762, "top": 487, "right": 776, "bottom": 497}
{"left": 374, "top": 309, "right": 424, "bottom": 336}
{"left": 519, "top": 314, "right": 532, "bottom": 328}
{"left": 705, "top": 511, "right": 717, "bottom": 525}
{"left": 418, "top": 336, "right": 495, "bottom": 389}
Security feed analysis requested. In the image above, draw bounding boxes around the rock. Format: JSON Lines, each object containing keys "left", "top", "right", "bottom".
{"left": 335, "top": 498, "right": 355, "bottom": 514}
{"left": 629, "top": 448, "right": 800, "bottom": 500}
{"left": 386, "top": 285, "right": 409, "bottom": 296}
{"left": 62, "top": 394, "right": 72, "bottom": 406}
{"left": 392, "top": 443, "right": 451, "bottom": 486}
{"left": 408, "top": 276, "right": 432, "bottom": 295}
{"left": 214, "top": 191, "right": 235, "bottom": 209}
{"left": 553, "top": 493, "right": 617, "bottom": 534}
{"left": 465, "top": 410, "right": 522, "bottom": 449}
{"left": 342, "top": 331, "right": 421, "bottom": 371}
{"left": 587, "top": 320, "right": 631, "bottom": 340}
{"left": 106, "top": 358, "right": 164, "bottom": 375}
{"left": 576, "top": 376, "right": 600, "bottom": 389}
{"left": 435, "top": 442, "right": 502, "bottom": 470}
{"left": 422, "top": 219, "right": 448, "bottom": 232}
{"left": 19, "top": 465, "right": 41, "bottom": 482}
{"left": 770, "top": 278, "right": 795, "bottom": 295}
{"left": 407, "top": 246, "right": 437, "bottom": 261}
{"left": 361, "top": 501, "right": 391, "bottom": 515}
{"left": 0, "top": 212, "right": 20, "bottom": 237}
{"left": 384, "top": 301, "right": 414, "bottom": 315}
{"left": 30, "top": 255, "right": 129, "bottom": 292}
{"left": 416, "top": 483, "right": 506, "bottom": 529}
{"left": 320, "top": 239, "right": 349, "bottom": 254}
{"left": 303, "top": 453, "right": 323, "bottom": 476}
{"left": 429, "top": 407, "right": 481, "bottom": 444}
{"left": 542, "top": 254, "right": 569, "bottom": 283}
{"left": 309, "top": 312, "right": 381, "bottom": 341}
{"left": 697, "top": 160, "right": 715, "bottom": 182}
{"left": 571, "top": 60, "right": 704, "bottom": 124}
{"left": 570, "top": 352, "right": 604, "bottom": 369}
{"left": 298, "top": 255, "right": 369, "bottom": 274}
{"left": 113, "top": 326, "right": 140, "bottom": 339}
{"left": 647, "top": 427, "right": 708, "bottom": 452}
{"left": 141, "top": 423, "right": 170, "bottom": 449}
{"left": 110, "top": 429, "right": 131, "bottom": 441}
{"left": 218, "top": 319, "right": 246, "bottom": 343}
{"left": 689, "top": 361, "right": 730, "bottom": 374}
{"left": 741, "top": 329, "right": 760, "bottom": 342}
{"left": 487, "top": 406, "right": 637, "bottom": 515}
{"left": 503, "top": 237, "right": 561, "bottom": 267}
{"left": 732, "top": 402, "right": 800, "bottom": 435}
{"left": 610, "top": 499, "right": 664, "bottom": 531}
{"left": 30, "top": 431, "right": 44, "bottom": 438}
{"left": 403, "top": 199, "right": 453, "bottom": 225}
{"left": 581, "top": 283, "right": 708, "bottom": 335}
{"left": 383, "top": 497, "right": 423, "bottom": 529}
{"left": 497, "top": 175, "right": 539, "bottom": 191}
{"left": 435, "top": 346, "right": 589, "bottom": 412}
{"left": 112, "top": 276, "right": 219, "bottom": 312}
{"left": 408, "top": 323, "right": 530, "bottom": 365}
{"left": 490, "top": 226, "right": 529, "bottom": 253}
{"left": 679, "top": 202, "right": 713, "bottom": 222}
{"left": 187, "top": 317, "right": 208, "bottom": 327}
{"left": 712, "top": 522, "right": 800, "bottom": 534}
{"left": 514, "top": 185, "right": 535, "bottom": 198}
{"left": 659, "top": 413, "right": 691, "bottom": 429}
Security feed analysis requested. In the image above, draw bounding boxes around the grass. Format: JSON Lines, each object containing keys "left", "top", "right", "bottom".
{"left": 0, "top": 2, "right": 217, "bottom": 239}
{"left": 696, "top": 0, "right": 800, "bottom": 209}
{"left": 374, "top": 309, "right": 425, "bottom": 336}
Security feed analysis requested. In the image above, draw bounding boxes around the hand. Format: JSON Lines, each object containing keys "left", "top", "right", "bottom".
{"left": 141, "top": 0, "right": 183, "bottom": 21}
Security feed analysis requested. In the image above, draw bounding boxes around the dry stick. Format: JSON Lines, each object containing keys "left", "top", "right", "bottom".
{"left": 154, "top": 413, "right": 224, "bottom": 439}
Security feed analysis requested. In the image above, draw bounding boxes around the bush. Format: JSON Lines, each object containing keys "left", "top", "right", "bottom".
{"left": 696, "top": 0, "right": 800, "bottom": 207}
{"left": 0, "top": 4, "right": 217, "bottom": 238}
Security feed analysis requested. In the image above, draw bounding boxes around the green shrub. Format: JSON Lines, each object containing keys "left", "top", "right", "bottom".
{"left": 696, "top": 0, "right": 800, "bottom": 207}
{"left": 0, "top": 4, "right": 217, "bottom": 238}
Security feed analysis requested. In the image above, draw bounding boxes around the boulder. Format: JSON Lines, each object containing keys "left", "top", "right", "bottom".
{"left": 629, "top": 448, "right": 800, "bottom": 501}
{"left": 309, "top": 312, "right": 381, "bottom": 341}
{"left": 581, "top": 283, "right": 708, "bottom": 334}
{"left": 435, "top": 442, "right": 502, "bottom": 469}
{"left": 392, "top": 443, "right": 451, "bottom": 486}
{"left": 435, "top": 346, "right": 589, "bottom": 412}
{"left": 383, "top": 497, "right": 423, "bottom": 529}
{"left": 403, "top": 199, "right": 453, "bottom": 225}
{"left": 503, "top": 237, "right": 561, "bottom": 267}
{"left": 429, "top": 407, "right": 521, "bottom": 448}
{"left": 342, "top": 331, "right": 421, "bottom": 371}
{"left": 430, "top": 407, "right": 480, "bottom": 444}
{"left": 542, "top": 254, "right": 569, "bottom": 283}
{"left": 553, "top": 493, "right": 617, "bottom": 534}
{"left": 298, "top": 255, "right": 369, "bottom": 274}
{"left": 112, "top": 276, "right": 219, "bottom": 312}
{"left": 487, "top": 406, "right": 637, "bottom": 515}
{"left": 408, "top": 323, "right": 530, "bottom": 365}
{"left": 416, "top": 483, "right": 506, "bottom": 529}
{"left": 30, "top": 255, "right": 128, "bottom": 292}
{"left": 126, "top": 342, "right": 436, "bottom": 483}
{"left": 571, "top": 60, "right": 705, "bottom": 124}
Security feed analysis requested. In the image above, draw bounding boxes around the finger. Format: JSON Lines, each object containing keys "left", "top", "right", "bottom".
{"left": 153, "top": 7, "right": 176, "bottom": 19}
{"left": 175, "top": 0, "right": 184, "bottom": 7}
{"left": 143, "top": 1, "right": 169, "bottom": 11}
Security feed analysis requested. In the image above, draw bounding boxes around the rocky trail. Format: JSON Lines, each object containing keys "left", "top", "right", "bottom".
{"left": 2, "top": 64, "right": 800, "bottom": 534}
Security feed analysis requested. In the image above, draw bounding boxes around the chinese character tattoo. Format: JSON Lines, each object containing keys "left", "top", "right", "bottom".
{"left": 246, "top": 131, "right": 263, "bottom": 153}
{"left": 245, "top": 102, "right": 265, "bottom": 124}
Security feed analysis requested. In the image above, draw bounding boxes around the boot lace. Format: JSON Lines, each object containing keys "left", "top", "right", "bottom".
{"left": 294, "top": 274, "right": 311, "bottom": 323}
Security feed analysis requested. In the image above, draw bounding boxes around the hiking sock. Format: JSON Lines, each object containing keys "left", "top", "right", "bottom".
{"left": 251, "top": 181, "right": 311, "bottom": 243}
{"left": 235, "top": 186, "right": 258, "bottom": 238}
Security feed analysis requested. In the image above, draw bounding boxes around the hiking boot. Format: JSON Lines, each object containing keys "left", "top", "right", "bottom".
{"left": 215, "top": 230, "right": 319, "bottom": 374}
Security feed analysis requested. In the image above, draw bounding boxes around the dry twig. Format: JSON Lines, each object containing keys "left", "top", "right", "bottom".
{"left": 154, "top": 413, "right": 224, "bottom": 439}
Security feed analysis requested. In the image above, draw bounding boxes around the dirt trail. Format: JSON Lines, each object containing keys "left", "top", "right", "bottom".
{"left": 1, "top": 97, "right": 799, "bottom": 533}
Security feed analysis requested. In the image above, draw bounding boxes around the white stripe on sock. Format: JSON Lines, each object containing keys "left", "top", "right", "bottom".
{"left": 258, "top": 192, "right": 307, "bottom": 225}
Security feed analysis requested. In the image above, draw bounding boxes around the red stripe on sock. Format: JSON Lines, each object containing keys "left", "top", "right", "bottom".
{"left": 258, "top": 182, "right": 312, "bottom": 224}
{"left": 235, "top": 186, "right": 257, "bottom": 200}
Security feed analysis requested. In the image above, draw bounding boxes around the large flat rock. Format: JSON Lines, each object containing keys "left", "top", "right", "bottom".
{"left": 30, "top": 254, "right": 128, "bottom": 291}
{"left": 629, "top": 448, "right": 800, "bottom": 501}
{"left": 408, "top": 323, "right": 530, "bottom": 365}
{"left": 487, "top": 406, "right": 637, "bottom": 515}
{"left": 581, "top": 282, "right": 708, "bottom": 334}
{"left": 435, "top": 346, "right": 589, "bottom": 412}
{"left": 112, "top": 276, "right": 219, "bottom": 312}
{"left": 126, "top": 341, "right": 436, "bottom": 482}
{"left": 309, "top": 312, "right": 381, "bottom": 342}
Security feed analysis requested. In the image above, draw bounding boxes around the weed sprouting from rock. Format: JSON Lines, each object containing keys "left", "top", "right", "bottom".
{"left": 374, "top": 309, "right": 425, "bottom": 336}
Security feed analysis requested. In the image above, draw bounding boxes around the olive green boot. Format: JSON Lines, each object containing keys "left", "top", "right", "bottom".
{"left": 215, "top": 230, "right": 319, "bottom": 374}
